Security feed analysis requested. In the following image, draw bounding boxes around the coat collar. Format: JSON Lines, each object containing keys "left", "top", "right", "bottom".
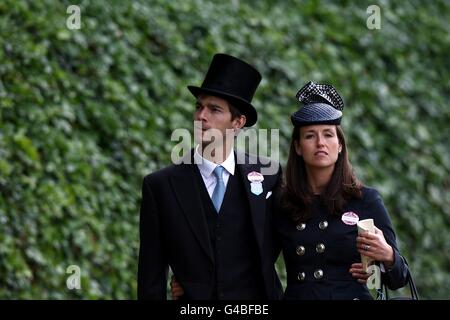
{"left": 235, "top": 151, "right": 268, "bottom": 256}
{"left": 194, "top": 145, "right": 236, "bottom": 180}
{"left": 169, "top": 150, "right": 271, "bottom": 263}
{"left": 169, "top": 151, "right": 214, "bottom": 264}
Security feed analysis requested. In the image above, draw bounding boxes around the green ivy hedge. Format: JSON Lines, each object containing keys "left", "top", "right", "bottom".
{"left": 0, "top": 0, "right": 448, "bottom": 299}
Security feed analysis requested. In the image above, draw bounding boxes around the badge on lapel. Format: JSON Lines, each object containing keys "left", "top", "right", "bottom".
{"left": 247, "top": 171, "right": 264, "bottom": 195}
{"left": 341, "top": 211, "right": 359, "bottom": 225}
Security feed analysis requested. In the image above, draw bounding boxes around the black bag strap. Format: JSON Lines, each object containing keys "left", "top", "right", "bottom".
{"left": 377, "top": 256, "right": 419, "bottom": 300}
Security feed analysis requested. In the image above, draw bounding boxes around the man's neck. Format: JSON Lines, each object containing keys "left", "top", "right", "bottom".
{"left": 198, "top": 142, "right": 233, "bottom": 164}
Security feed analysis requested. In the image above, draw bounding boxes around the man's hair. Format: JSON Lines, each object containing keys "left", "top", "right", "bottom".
{"left": 228, "top": 102, "right": 243, "bottom": 121}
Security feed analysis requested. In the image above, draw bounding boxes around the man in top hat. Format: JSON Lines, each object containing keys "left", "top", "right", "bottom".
{"left": 137, "top": 54, "right": 283, "bottom": 300}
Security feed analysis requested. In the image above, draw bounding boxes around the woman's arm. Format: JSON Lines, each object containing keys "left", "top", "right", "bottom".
{"left": 356, "top": 189, "right": 409, "bottom": 289}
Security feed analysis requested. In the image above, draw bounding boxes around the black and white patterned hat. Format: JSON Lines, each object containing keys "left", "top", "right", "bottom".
{"left": 291, "top": 81, "right": 344, "bottom": 127}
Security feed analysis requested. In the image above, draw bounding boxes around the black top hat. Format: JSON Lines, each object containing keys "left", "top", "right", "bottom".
{"left": 291, "top": 81, "right": 344, "bottom": 127}
{"left": 188, "top": 53, "right": 262, "bottom": 127}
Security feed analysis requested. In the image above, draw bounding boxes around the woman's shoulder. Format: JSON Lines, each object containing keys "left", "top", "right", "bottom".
{"left": 360, "top": 186, "right": 381, "bottom": 200}
{"left": 357, "top": 186, "right": 389, "bottom": 212}
{"left": 347, "top": 186, "right": 383, "bottom": 208}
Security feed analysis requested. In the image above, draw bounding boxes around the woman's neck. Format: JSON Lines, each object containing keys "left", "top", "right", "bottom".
{"left": 305, "top": 166, "right": 334, "bottom": 194}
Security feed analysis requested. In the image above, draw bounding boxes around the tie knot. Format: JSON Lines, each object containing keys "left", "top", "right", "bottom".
{"left": 213, "top": 166, "right": 224, "bottom": 181}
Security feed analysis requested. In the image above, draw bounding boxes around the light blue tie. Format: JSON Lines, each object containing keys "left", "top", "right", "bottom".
{"left": 211, "top": 166, "right": 225, "bottom": 213}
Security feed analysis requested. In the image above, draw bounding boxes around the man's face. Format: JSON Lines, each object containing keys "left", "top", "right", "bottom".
{"left": 194, "top": 94, "right": 245, "bottom": 147}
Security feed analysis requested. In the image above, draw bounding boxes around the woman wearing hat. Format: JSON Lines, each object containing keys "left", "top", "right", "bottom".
{"left": 274, "top": 81, "right": 409, "bottom": 299}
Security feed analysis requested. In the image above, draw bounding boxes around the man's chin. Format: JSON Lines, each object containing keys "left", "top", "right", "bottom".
{"left": 197, "top": 140, "right": 223, "bottom": 151}
{"left": 194, "top": 134, "right": 209, "bottom": 146}
{"left": 195, "top": 134, "right": 218, "bottom": 146}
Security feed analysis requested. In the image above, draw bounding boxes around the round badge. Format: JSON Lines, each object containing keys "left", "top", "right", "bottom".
{"left": 247, "top": 171, "right": 264, "bottom": 182}
{"left": 341, "top": 211, "right": 359, "bottom": 225}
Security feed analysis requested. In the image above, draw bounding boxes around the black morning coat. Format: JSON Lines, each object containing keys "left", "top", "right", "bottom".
{"left": 138, "top": 150, "right": 283, "bottom": 300}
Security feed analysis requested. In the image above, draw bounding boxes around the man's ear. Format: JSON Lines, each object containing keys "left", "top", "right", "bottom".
{"left": 234, "top": 115, "right": 246, "bottom": 130}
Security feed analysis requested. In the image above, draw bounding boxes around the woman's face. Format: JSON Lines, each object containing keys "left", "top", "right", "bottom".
{"left": 295, "top": 125, "right": 342, "bottom": 170}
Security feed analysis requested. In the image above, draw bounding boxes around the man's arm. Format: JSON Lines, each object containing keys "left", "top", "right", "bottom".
{"left": 137, "top": 177, "right": 168, "bottom": 299}
{"left": 270, "top": 164, "right": 283, "bottom": 264}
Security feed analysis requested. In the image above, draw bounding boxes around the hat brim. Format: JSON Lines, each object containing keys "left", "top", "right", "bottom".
{"left": 291, "top": 103, "right": 342, "bottom": 127}
{"left": 187, "top": 86, "right": 257, "bottom": 127}
{"left": 291, "top": 117, "right": 342, "bottom": 127}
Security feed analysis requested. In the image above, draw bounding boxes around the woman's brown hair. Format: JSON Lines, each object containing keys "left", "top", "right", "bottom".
{"left": 279, "top": 125, "right": 363, "bottom": 223}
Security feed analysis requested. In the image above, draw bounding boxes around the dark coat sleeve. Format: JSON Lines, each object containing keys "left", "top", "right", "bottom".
{"left": 267, "top": 163, "right": 284, "bottom": 299}
{"left": 365, "top": 188, "right": 409, "bottom": 290}
{"left": 271, "top": 164, "right": 284, "bottom": 265}
{"left": 137, "top": 176, "right": 168, "bottom": 300}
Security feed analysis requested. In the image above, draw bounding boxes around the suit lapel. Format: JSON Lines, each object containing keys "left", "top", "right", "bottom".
{"left": 236, "top": 154, "right": 267, "bottom": 255}
{"left": 169, "top": 153, "right": 214, "bottom": 264}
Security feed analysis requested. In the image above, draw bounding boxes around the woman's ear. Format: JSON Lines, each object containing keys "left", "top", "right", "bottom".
{"left": 294, "top": 140, "right": 302, "bottom": 156}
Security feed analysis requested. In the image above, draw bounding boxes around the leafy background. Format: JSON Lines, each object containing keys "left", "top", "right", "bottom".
{"left": 0, "top": 0, "right": 448, "bottom": 299}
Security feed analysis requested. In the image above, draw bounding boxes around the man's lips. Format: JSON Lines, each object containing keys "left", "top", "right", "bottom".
{"left": 194, "top": 126, "right": 210, "bottom": 131}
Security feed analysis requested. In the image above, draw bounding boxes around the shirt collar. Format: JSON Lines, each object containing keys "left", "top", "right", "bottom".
{"left": 194, "top": 145, "right": 235, "bottom": 178}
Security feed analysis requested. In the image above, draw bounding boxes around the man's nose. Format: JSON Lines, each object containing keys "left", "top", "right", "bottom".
{"left": 195, "top": 107, "right": 209, "bottom": 121}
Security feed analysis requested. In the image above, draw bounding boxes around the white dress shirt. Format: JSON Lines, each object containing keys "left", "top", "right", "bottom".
{"left": 194, "top": 145, "right": 235, "bottom": 198}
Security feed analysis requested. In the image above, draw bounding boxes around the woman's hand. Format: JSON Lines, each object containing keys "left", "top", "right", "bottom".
{"left": 170, "top": 275, "right": 184, "bottom": 300}
{"left": 349, "top": 263, "right": 371, "bottom": 283}
{"left": 356, "top": 226, "right": 395, "bottom": 267}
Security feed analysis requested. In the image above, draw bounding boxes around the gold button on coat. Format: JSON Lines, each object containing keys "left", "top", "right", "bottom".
{"left": 314, "top": 269, "right": 324, "bottom": 279}
{"left": 319, "top": 221, "right": 328, "bottom": 230}
{"left": 296, "top": 245, "right": 305, "bottom": 256}
{"left": 316, "top": 243, "right": 325, "bottom": 253}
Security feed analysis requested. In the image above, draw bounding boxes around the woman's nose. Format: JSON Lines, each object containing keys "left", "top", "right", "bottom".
{"left": 317, "top": 135, "right": 325, "bottom": 146}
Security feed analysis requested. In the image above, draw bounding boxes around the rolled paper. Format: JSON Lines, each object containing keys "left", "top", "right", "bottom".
{"left": 357, "top": 219, "right": 375, "bottom": 272}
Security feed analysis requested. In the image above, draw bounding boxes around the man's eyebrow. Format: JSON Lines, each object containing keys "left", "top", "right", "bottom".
{"left": 207, "top": 103, "right": 223, "bottom": 109}
{"left": 195, "top": 101, "right": 223, "bottom": 109}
